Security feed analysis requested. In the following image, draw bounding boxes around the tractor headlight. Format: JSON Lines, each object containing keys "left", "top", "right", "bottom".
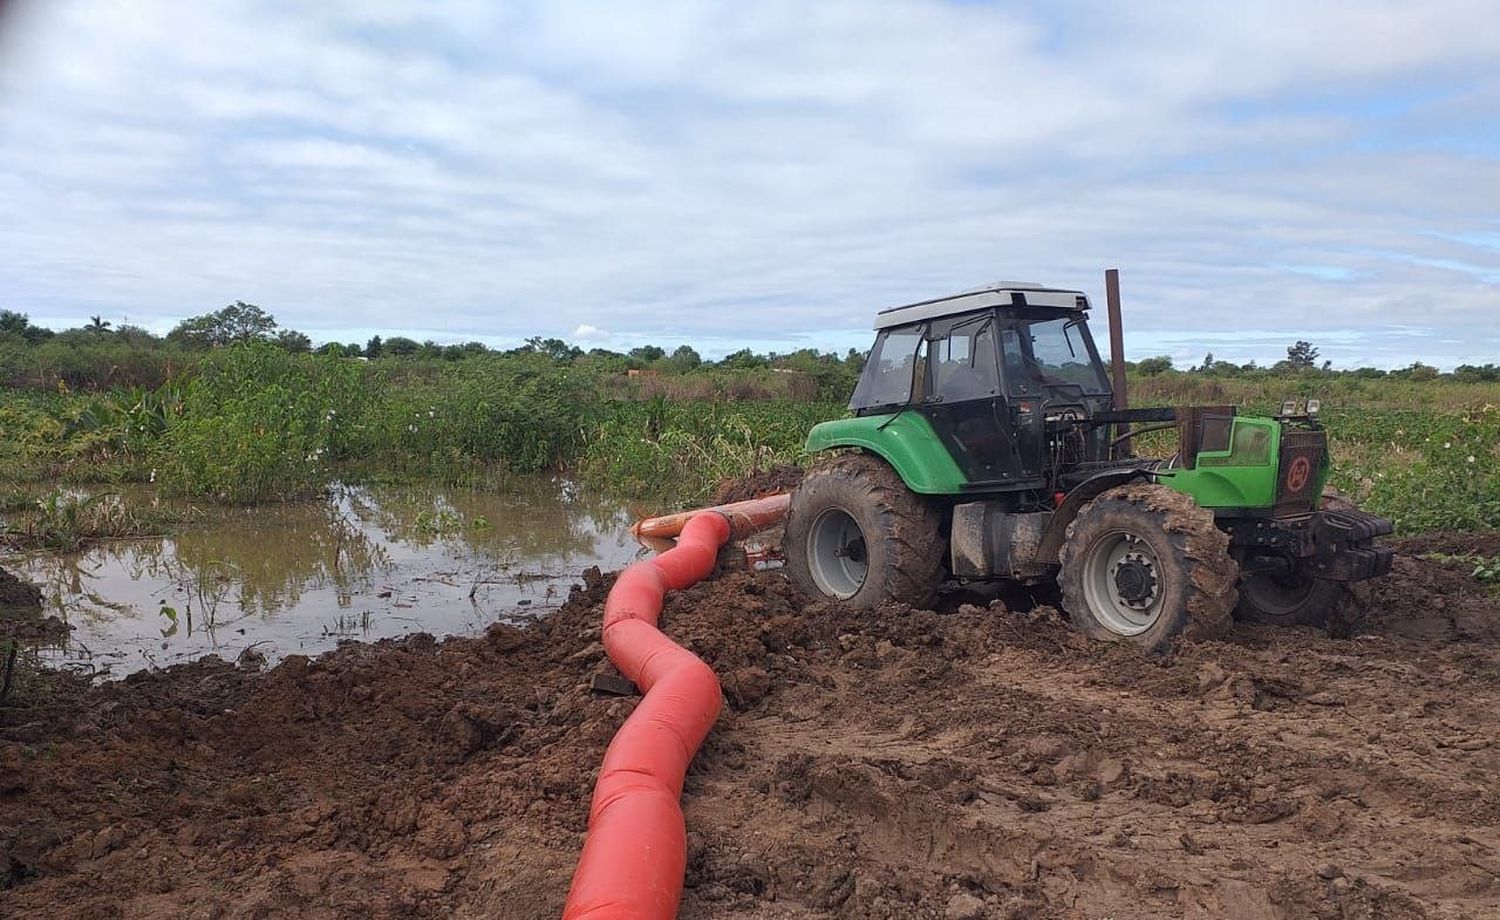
{"left": 1306, "top": 399, "right": 1321, "bottom": 417}
{"left": 1280, "top": 399, "right": 1299, "bottom": 416}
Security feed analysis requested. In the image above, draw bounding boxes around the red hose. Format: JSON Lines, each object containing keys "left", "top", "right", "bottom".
{"left": 561, "top": 512, "right": 731, "bottom": 920}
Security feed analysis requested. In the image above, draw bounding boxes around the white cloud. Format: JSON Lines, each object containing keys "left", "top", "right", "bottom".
{"left": 0, "top": 0, "right": 1497, "bottom": 367}
{"left": 572, "top": 323, "right": 608, "bottom": 341}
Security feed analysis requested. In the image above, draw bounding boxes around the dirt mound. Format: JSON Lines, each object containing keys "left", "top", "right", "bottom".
{"left": 4, "top": 542, "right": 1499, "bottom": 918}
{"left": 0, "top": 567, "right": 42, "bottom": 610}
{"left": 714, "top": 464, "right": 805, "bottom": 505}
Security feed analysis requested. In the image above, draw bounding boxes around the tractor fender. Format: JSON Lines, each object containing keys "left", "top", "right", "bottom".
{"left": 1034, "top": 468, "right": 1154, "bottom": 565}
{"left": 803, "top": 414, "right": 970, "bottom": 494}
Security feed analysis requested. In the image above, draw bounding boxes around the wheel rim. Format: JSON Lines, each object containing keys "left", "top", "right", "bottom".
{"left": 1080, "top": 530, "right": 1165, "bottom": 636}
{"left": 807, "top": 507, "right": 868, "bottom": 599}
{"left": 1240, "top": 569, "right": 1315, "bottom": 617}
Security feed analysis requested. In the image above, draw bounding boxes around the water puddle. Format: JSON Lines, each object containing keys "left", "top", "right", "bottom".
{"left": 2, "top": 478, "right": 648, "bottom": 677}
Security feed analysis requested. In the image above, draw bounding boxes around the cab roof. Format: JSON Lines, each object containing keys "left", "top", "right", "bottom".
{"left": 873, "top": 282, "right": 1091, "bottom": 330}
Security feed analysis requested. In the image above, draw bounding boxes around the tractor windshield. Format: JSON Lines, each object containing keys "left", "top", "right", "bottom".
{"left": 1001, "top": 316, "right": 1109, "bottom": 395}
{"left": 850, "top": 326, "right": 924, "bottom": 412}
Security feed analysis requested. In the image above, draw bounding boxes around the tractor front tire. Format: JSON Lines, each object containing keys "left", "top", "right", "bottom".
{"left": 1234, "top": 489, "right": 1369, "bottom": 635}
{"left": 1235, "top": 572, "right": 1363, "bottom": 633}
{"left": 784, "top": 453, "right": 946, "bottom": 610}
{"left": 1059, "top": 483, "right": 1238, "bottom": 654}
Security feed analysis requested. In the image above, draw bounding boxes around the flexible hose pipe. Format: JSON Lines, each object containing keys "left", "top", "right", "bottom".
{"left": 561, "top": 511, "right": 730, "bottom": 920}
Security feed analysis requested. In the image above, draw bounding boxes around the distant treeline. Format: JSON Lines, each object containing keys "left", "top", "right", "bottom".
{"left": 4, "top": 302, "right": 1497, "bottom": 397}
{"left": 1132, "top": 340, "right": 1499, "bottom": 382}
{"left": 0, "top": 302, "right": 865, "bottom": 399}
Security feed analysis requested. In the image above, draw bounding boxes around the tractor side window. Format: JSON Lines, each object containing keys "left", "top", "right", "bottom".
{"left": 931, "top": 320, "right": 999, "bottom": 401}
{"left": 850, "top": 327, "right": 923, "bottom": 410}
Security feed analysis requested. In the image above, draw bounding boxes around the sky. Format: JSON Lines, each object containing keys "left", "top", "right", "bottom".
{"left": 0, "top": 1, "right": 1497, "bottom": 368}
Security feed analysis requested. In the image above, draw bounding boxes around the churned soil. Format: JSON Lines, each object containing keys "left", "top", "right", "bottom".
{"left": 3, "top": 536, "right": 1499, "bottom": 919}
{"left": 714, "top": 465, "right": 805, "bottom": 505}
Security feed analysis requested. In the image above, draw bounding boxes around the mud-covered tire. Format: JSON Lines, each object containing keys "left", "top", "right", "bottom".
{"left": 1058, "top": 484, "right": 1238, "bottom": 654}
{"left": 1235, "top": 489, "right": 1369, "bottom": 634}
{"left": 784, "top": 453, "right": 946, "bottom": 609}
{"left": 1235, "top": 574, "right": 1351, "bottom": 627}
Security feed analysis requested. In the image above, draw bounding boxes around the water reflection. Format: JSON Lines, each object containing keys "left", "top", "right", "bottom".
{"left": 2, "top": 478, "right": 644, "bottom": 676}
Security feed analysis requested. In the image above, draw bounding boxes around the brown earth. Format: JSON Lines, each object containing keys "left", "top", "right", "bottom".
{"left": 714, "top": 465, "right": 805, "bottom": 505}
{"left": 2, "top": 536, "right": 1499, "bottom": 919}
{"left": 0, "top": 567, "right": 43, "bottom": 611}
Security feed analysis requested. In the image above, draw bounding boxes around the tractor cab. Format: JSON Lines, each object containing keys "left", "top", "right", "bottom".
{"left": 847, "top": 284, "right": 1114, "bottom": 491}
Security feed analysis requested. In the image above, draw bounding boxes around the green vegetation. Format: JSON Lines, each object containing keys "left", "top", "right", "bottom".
{"left": 1420, "top": 553, "right": 1500, "bottom": 591}
{"left": 1, "top": 304, "right": 1497, "bottom": 534}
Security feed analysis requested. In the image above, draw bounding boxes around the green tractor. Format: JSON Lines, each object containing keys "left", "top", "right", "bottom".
{"left": 784, "top": 282, "right": 1393, "bottom": 652}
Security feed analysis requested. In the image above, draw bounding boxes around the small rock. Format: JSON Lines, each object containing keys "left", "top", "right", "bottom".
{"left": 92, "top": 825, "right": 125, "bottom": 858}
{"left": 1317, "top": 863, "right": 1343, "bottom": 880}
{"left": 567, "top": 641, "right": 604, "bottom": 663}
{"left": 1095, "top": 757, "right": 1126, "bottom": 785}
{"left": 1196, "top": 662, "right": 1229, "bottom": 692}
{"left": 945, "top": 892, "right": 986, "bottom": 920}
{"left": 724, "top": 667, "right": 771, "bottom": 708}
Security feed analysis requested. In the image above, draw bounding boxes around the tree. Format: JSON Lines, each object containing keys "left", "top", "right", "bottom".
{"left": 168, "top": 301, "right": 278, "bottom": 348}
{"left": 384, "top": 336, "right": 420, "bottom": 356}
{"left": 629, "top": 344, "right": 666, "bottom": 363}
{"left": 524, "top": 337, "right": 583, "bottom": 361}
{"left": 1285, "top": 340, "right": 1319, "bottom": 369}
{"left": 1454, "top": 363, "right": 1500, "bottom": 382}
{"left": 1402, "top": 361, "right": 1439, "bottom": 382}
{"left": 718, "top": 348, "right": 767, "bottom": 370}
{"left": 0, "top": 310, "right": 54, "bottom": 344}
{"left": 1136, "top": 356, "right": 1173, "bottom": 376}
{"left": 365, "top": 335, "right": 383, "bottom": 358}
{"left": 273, "top": 329, "right": 312, "bottom": 353}
{"left": 86, "top": 315, "right": 112, "bottom": 335}
{"left": 668, "top": 344, "right": 702, "bottom": 370}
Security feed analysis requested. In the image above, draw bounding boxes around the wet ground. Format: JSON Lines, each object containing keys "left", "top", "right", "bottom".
{"left": 2, "top": 532, "right": 1496, "bottom": 919}
{"left": 0, "top": 479, "right": 643, "bottom": 677}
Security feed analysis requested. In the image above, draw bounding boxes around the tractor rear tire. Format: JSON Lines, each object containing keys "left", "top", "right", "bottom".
{"left": 784, "top": 453, "right": 946, "bottom": 610}
{"left": 1059, "top": 483, "right": 1238, "bottom": 654}
{"left": 1234, "top": 489, "right": 1369, "bottom": 635}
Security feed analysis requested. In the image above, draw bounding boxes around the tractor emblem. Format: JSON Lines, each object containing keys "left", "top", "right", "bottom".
{"left": 1286, "top": 455, "right": 1312, "bottom": 494}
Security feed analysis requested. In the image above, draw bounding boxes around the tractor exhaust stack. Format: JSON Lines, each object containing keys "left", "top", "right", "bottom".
{"left": 1105, "top": 267, "right": 1127, "bottom": 411}
{"left": 1105, "top": 268, "right": 1132, "bottom": 454}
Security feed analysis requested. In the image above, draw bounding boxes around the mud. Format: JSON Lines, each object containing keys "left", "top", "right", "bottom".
{"left": 715, "top": 464, "right": 805, "bottom": 505}
{"left": 0, "top": 567, "right": 42, "bottom": 611}
{"left": 2, "top": 536, "right": 1498, "bottom": 919}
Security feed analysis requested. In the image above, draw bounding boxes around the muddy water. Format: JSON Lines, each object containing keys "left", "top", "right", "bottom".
{"left": 3, "top": 479, "right": 647, "bottom": 677}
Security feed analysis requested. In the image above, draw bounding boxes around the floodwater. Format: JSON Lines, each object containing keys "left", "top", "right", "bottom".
{"left": 3, "top": 478, "right": 649, "bottom": 677}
